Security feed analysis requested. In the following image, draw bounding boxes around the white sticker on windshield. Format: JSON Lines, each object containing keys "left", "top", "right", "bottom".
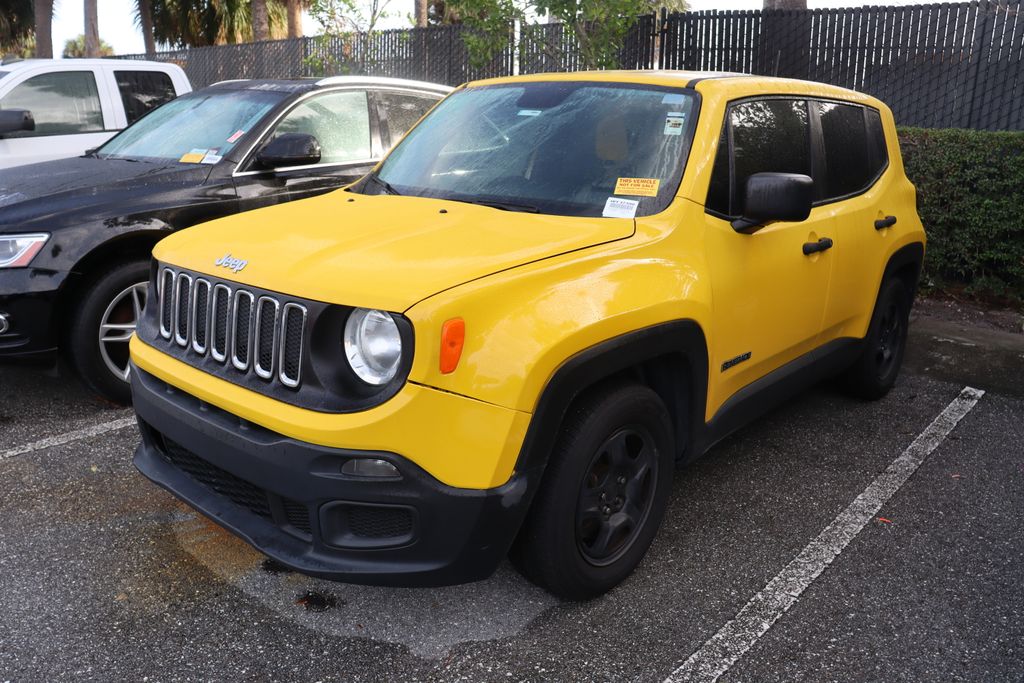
{"left": 518, "top": 109, "right": 542, "bottom": 117}
{"left": 602, "top": 197, "right": 639, "bottom": 218}
{"left": 662, "top": 93, "right": 686, "bottom": 105}
{"left": 200, "top": 153, "right": 222, "bottom": 165}
{"left": 664, "top": 112, "right": 686, "bottom": 136}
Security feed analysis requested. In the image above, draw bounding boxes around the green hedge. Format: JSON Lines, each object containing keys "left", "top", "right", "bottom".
{"left": 898, "top": 127, "right": 1024, "bottom": 303}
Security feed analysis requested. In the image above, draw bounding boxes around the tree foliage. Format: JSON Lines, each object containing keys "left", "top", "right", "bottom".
{"left": 148, "top": 0, "right": 290, "bottom": 48}
{"left": 62, "top": 34, "right": 114, "bottom": 58}
{"left": 448, "top": 0, "right": 686, "bottom": 69}
{"left": 0, "top": 0, "right": 34, "bottom": 54}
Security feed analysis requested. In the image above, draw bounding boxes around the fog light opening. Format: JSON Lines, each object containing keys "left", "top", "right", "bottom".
{"left": 341, "top": 458, "right": 400, "bottom": 479}
{"left": 0, "top": 313, "right": 9, "bottom": 335}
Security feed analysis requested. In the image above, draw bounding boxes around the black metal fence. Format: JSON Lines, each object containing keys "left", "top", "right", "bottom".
{"left": 117, "top": 0, "right": 1024, "bottom": 130}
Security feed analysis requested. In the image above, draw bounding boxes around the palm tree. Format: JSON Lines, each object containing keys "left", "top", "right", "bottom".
{"left": 84, "top": 0, "right": 99, "bottom": 56}
{"left": 33, "top": 0, "right": 53, "bottom": 57}
{"left": 414, "top": 0, "right": 427, "bottom": 27}
{"left": 251, "top": 0, "right": 269, "bottom": 41}
{"left": 136, "top": 0, "right": 156, "bottom": 54}
{"left": 286, "top": 0, "right": 302, "bottom": 38}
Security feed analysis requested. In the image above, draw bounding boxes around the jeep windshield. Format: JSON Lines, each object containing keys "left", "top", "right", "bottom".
{"left": 363, "top": 81, "right": 699, "bottom": 218}
{"left": 96, "top": 88, "right": 284, "bottom": 163}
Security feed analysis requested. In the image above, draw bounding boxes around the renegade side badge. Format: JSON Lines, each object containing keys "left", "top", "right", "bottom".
{"left": 721, "top": 352, "right": 752, "bottom": 372}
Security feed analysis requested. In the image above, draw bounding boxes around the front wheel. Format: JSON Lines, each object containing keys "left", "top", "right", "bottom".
{"left": 840, "top": 277, "right": 911, "bottom": 400}
{"left": 66, "top": 259, "right": 150, "bottom": 404}
{"left": 511, "top": 383, "right": 675, "bottom": 600}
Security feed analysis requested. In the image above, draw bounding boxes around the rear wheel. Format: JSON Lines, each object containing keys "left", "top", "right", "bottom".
{"left": 512, "top": 382, "right": 675, "bottom": 600}
{"left": 840, "top": 277, "right": 911, "bottom": 400}
{"left": 66, "top": 259, "right": 150, "bottom": 404}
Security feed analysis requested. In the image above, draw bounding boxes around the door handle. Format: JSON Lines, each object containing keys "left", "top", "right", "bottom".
{"left": 874, "top": 215, "right": 897, "bottom": 230}
{"left": 802, "top": 237, "right": 834, "bottom": 255}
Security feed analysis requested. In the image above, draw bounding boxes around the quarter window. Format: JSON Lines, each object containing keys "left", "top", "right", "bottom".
{"left": 271, "top": 90, "right": 371, "bottom": 165}
{"left": 115, "top": 70, "right": 177, "bottom": 124}
{"left": 705, "top": 98, "right": 811, "bottom": 217}
{"left": 0, "top": 71, "right": 104, "bottom": 137}
{"left": 378, "top": 91, "right": 438, "bottom": 147}
{"left": 817, "top": 102, "right": 888, "bottom": 201}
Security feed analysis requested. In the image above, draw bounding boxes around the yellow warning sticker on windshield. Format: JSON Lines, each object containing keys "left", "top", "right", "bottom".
{"left": 179, "top": 148, "right": 207, "bottom": 163}
{"left": 615, "top": 177, "right": 660, "bottom": 197}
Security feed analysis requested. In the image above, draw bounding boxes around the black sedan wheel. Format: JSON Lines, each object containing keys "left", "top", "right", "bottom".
{"left": 512, "top": 382, "right": 675, "bottom": 600}
{"left": 66, "top": 259, "right": 150, "bottom": 404}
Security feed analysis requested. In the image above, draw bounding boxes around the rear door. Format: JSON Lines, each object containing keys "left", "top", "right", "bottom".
{"left": 0, "top": 66, "right": 118, "bottom": 168}
{"left": 702, "top": 97, "right": 835, "bottom": 414}
{"left": 233, "top": 87, "right": 380, "bottom": 210}
{"left": 813, "top": 101, "right": 894, "bottom": 341}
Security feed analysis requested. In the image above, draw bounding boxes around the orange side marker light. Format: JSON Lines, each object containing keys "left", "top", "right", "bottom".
{"left": 440, "top": 318, "right": 465, "bottom": 374}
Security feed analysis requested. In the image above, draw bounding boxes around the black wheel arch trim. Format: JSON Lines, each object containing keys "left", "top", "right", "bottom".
{"left": 513, "top": 320, "right": 710, "bottom": 476}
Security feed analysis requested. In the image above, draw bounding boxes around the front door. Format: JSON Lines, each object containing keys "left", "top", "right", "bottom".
{"left": 233, "top": 88, "right": 379, "bottom": 210}
{"left": 702, "top": 97, "right": 834, "bottom": 416}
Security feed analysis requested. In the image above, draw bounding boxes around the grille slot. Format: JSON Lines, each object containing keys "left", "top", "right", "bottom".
{"left": 279, "top": 303, "right": 306, "bottom": 388}
{"left": 191, "top": 279, "right": 211, "bottom": 354}
{"left": 155, "top": 266, "right": 307, "bottom": 390}
{"left": 173, "top": 273, "right": 192, "bottom": 347}
{"left": 231, "top": 290, "right": 255, "bottom": 371}
{"left": 211, "top": 283, "right": 231, "bottom": 362}
{"left": 254, "top": 297, "right": 279, "bottom": 379}
{"left": 159, "top": 268, "right": 175, "bottom": 339}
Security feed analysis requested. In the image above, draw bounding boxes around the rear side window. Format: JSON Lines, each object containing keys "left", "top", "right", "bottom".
{"left": 0, "top": 71, "right": 104, "bottom": 137}
{"left": 115, "top": 70, "right": 177, "bottom": 124}
{"left": 705, "top": 98, "right": 811, "bottom": 217}
{"left": 378, "top": 91, "right": 438, "bottom": 147}
{"left": 817, "top": 102, "right": 888, "bottom": 201}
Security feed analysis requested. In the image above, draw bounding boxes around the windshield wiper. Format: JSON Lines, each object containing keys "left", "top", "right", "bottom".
{"left": 463, "top": 199, "right": 540, "bottom": 213}
{"left": 366, "top": 173, "right": 401, "bottom": 196}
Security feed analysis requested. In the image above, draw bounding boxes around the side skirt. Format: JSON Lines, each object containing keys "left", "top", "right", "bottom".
{"left": 694, "top": 337, "right": 862, "bottom": 457}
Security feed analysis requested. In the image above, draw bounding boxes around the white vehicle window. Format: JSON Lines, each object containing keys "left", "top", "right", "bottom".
{"left": 270, "top": 90, "right": 371, "bottom": 165}
{"left": 0, "top": 71, "right": 104, "bottom": 137}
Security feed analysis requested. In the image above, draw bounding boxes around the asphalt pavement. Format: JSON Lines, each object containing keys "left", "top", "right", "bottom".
{"left": 1, "top": 314, "right": 1021, "bottom": 682}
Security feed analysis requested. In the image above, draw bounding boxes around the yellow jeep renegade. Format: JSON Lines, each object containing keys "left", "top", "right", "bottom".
{"left": 129, "top": 71, "right": 925, "bottom": 600}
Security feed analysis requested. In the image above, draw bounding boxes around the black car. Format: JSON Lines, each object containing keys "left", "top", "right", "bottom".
{"left": 0, "top": 76, "right": 449, "bottom": 402}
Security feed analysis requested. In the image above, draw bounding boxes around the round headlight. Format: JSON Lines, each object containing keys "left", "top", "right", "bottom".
{"left": 343, "top": 308, "right": 402, "bottom": 385}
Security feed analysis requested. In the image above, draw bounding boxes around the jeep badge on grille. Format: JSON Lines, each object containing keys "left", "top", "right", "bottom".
{"left": 215, "top": 253, "right": 248, "bottom": 273}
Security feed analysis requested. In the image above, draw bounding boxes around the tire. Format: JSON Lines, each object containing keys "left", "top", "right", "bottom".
{"left": 511, "top": 382, "right": 675, "bottom": 600}
{"left": 839, "top": 277, "right": 911, "bottom": 400}
{"left": 66, "top": 259, "right": 150, "bottom": 405}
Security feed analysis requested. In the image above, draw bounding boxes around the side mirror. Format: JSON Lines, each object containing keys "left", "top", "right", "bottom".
{"left": 256, "top": 133, "right": 321, "bottom": 169}
{"left": 731, "top": 172, "right": 813, "bottom": 234}
{"left": 0, "top": 109, "right": 34, "bottom": 136}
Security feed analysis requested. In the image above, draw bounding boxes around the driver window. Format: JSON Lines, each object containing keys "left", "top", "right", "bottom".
{"left": 270, "top": 90, "right": 371, "bottom": 165}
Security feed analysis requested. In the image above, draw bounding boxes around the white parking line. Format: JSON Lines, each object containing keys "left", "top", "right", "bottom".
{"left": 0, "top": 415, "right": 137, "bottom": 462}
{"left": 664, "top": 386, "right": 985, "bottom": 683}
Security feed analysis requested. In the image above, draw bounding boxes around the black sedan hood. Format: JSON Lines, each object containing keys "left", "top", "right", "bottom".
{"left": 0, "top": 156, "right": 214, "bottom": 231}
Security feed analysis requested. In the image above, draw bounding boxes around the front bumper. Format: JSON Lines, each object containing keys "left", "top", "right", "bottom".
{"left": 0, "top": 269, "right": 61, "bottom": 357}
{"left": 131, "top": 365, "right": 538, "bottom": 586}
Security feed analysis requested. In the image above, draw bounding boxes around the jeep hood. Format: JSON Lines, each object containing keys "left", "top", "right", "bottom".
{"left": 155, "top": 192, "right": 635, "bottom": 311}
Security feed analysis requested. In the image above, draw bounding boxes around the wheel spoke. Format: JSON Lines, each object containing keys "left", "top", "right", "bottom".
{"left": 606, "top": 431, "right": 631, "bottom": 468}
{"left": 624, "top": 460, "right": 650, "bottom": 502}
{"left": 587, "top": 513, "right": 633, "bottom": 558}
{"left": 131, "top": 285, "right": 146, "bottom": 320}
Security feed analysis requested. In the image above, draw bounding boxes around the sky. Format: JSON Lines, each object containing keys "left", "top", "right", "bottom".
{"left": 49, "top": 0, "right": 957, "bottom": 57}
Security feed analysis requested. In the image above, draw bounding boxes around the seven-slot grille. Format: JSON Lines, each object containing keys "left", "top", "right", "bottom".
{"left": 158, "top": 266, "right": 307, "bottom": 388}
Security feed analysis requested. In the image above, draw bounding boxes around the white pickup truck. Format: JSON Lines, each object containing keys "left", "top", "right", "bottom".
{"left": 0, "top": 58, "right": 191, "bottom": 169}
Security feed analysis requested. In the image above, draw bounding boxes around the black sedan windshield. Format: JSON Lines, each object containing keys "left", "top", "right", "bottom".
{"left": 370, "top": 81, "right": 698, "bottom": 217}
{"left": 98, "top": 89, "right": 283, "bottom": 163}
